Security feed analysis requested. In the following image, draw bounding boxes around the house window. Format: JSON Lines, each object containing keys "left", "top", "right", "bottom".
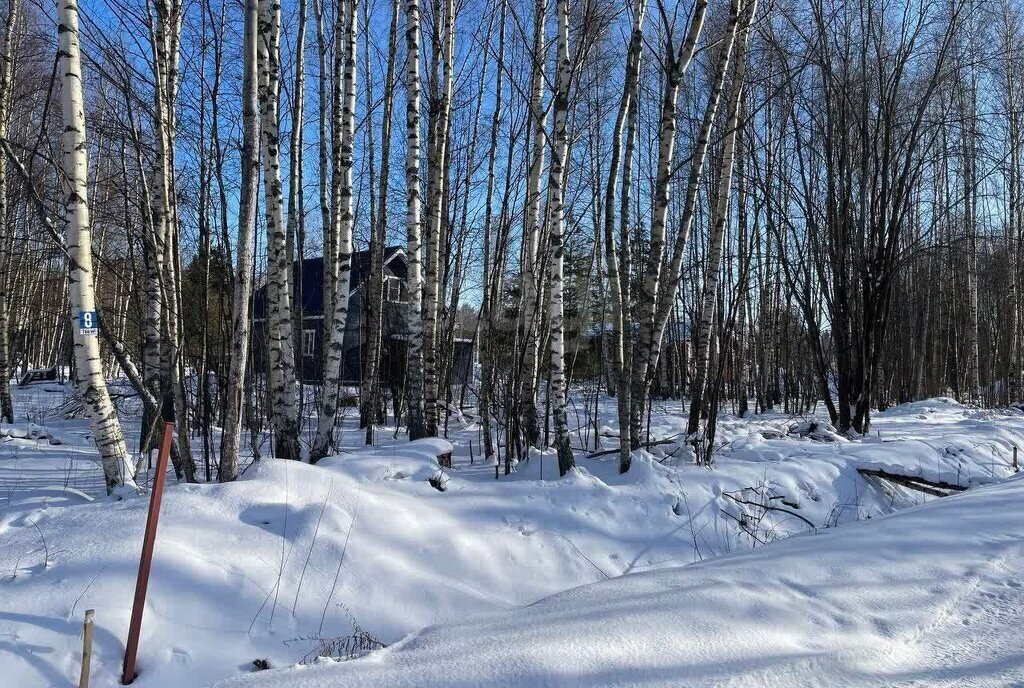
{"left": 385, "top": 277, "right": 404, "bottom": 303}
{"left": 302, "top": 329, "right": 316, "bottom": 357}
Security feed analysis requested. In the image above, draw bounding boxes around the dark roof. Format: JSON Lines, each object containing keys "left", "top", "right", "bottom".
{"left": 254, "top": 246, "right": 405, "bottom": 319}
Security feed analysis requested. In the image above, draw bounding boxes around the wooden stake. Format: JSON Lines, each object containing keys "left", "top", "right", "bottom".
{"left": 79, "top": 609, "right": 94, "bottom": 688}
{"left": 121, "top": 421, "right": 174, "bottom": 684}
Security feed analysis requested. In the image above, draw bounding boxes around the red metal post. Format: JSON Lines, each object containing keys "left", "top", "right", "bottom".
{"left": 121, "top": 421, "right": 174, "bottom": 685}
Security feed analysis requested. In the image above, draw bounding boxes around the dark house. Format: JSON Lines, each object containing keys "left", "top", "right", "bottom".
{"left": 253, "top": 247, "right": 473, "bottom": 387}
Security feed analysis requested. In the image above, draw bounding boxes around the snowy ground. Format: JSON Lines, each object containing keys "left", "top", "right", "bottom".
{"left": 1, "top": 383, "right": 1022, "bottom": 687}
{"left": 220, "top": 471, "right": 1024, "bottom": 688}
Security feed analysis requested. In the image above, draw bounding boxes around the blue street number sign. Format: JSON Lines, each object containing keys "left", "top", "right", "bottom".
{"left": 79, "top": 310, "right": 98, "bottom": 335}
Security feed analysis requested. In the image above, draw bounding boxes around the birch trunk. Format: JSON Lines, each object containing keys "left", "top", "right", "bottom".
{"left": 687, "top": 12, "right": 752, "bottom": 442}
{"left": 735, "top": 122, "right": 750, "bottom": 417}
{"left": 196, "top": 16, "right": 213, "bottom": 479}
{"left": 1010, "top": 42, "right": 1022, "bottom": 402}
{"left": 140, "top": 121, "right": 164, "bottom": 447}
{"left": 360, "top": 0, "right": 398, "bottom": 443}
{"left": 57, "top": 0, "right": 136, "bottom": 492}
{"left": 1007, "top": 22, "right": 1021, "bottom": 402}
{"left": 480, "top": 0, "right": 507, "bottom": 466}
{"left": 630, "top": 0, "right": 741, "bottom": 442}
{"left": 405, "top": 0, "right": 427, "bottom": 439}
{"left": 603, "top": 0, "right": 645, "bottom": 472}
{"left": 547, "top": 0, "right": 573, "bottom": 476}
{"left": 258, "top": 0, "right": 300, "bottom": 460}
{"left": 0, "top": 0, "right": 18, "bottom": 425}
{"left": 312, "top": 0, "right": 332, "bottom": 340}
{"left": 519, "top": 0, "right": 547, "bottom": 449}
{"left": 287, "top": 0, "right": 306, "bottom": 397}
{"left": 310, "top": 0, "right": 357, "bottom": 463}
{"left": 219, "top": 0, "right": 260, "bottom": 481}
{"left": 627, "top": 0, "right": 708, "bottom": 444}
{"left": 964, "top": 72, "right": 981, "bottom": 403}
{"left": 148, "top": 0, "right": 197, "bottom": 480}
{"left": 422, "top": 0, "right": 455, "bottom": 437}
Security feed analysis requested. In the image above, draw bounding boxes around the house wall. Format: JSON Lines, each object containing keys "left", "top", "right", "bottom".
{"left": 253, "top": 251, "right": 467, "bottom": 389}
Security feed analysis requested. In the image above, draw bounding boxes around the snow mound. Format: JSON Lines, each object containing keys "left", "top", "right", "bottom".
{"left": 219, "top": 475, "right": 1024, "bottom": 688}
{"left": 0, "top": 423, "right": 66, "bottom": 444}
{"left": 3, "top": 396, "right": 1024, "bottom": 687}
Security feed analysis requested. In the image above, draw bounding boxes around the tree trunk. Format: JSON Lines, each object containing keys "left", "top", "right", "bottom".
{"left": 310, "top": 0, "right": 358, "bottom": 463}
{"left": 58, "top": 0, "right": 136, "bottom": 492}
{"left": 631, "top": 0, "right": 738, "bottom": 441}
{"left": 547, "top": 0, "right": 573, "bottom": 476}
{"left": 219, "top": 0, "right": 260, "bottom": 482}
{"left": 519, "top": 0, "right": 548, "bottom": 450}
{"left": 0, "top": 0, "right": 18, "bottom": 425}
{"left": 480, "top": 0, "right": 507, "bottom": 467}
{"left": 258, "top": 0, "right": 300, "bottom": 460}
{"left": 360, "top": 0, "right": 399, "bottom": 443}
{"left": 628, "top": 0, "right": 709, "bottom": 445}
{"left": 603, "top": 0, "right": 645, "bottom": 472}
{"left": 405, "top": 0, "right": 427, "bottom": 439}
{"left": 421, "top": 0, "right": 455, "bottom": 437}
{"left": 687, "top": 10, "right": 752, "bottom": 443}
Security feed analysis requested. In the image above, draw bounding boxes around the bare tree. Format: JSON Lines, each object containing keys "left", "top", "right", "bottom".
{"left": 219, "top": 0, "right": 261, "bottom": 481}
{"left": 405, "top": 0, "right": 427, "bottom": 439}
{"left": 546, "top": 0, "right": 574, "bottom": 476}
{"left": 0, "top": 0, "right": 18, "bottom": 425}
{"left": 258, "top": 0, "right": 300, "bottom": 459}
{"left": 58, "top": 0, "right": 136, "bottom": 491}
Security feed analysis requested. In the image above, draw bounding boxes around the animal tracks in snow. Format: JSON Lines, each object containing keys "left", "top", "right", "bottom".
{"left": 879, "top": 545, "right": 1024, "bottom": 685}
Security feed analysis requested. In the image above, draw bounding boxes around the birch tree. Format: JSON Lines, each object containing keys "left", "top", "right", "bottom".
{"left": 405, "top": 0, "right": 427, "bottom": 439}
{"left": 360, "top": 0, "right": 400, "bottom": 443}
{"left": 1001, "top": 0, "right": 1022, "bottom": 402}
{"left": 687, "top": 0, "right": 754, "bottom": 443}
{"left": 57, "top": 0, "right": 136, "bottom": 491}
{"left": 258, "top": 0, "right": 300, "bottom": 460}
{"left": 311, "top": 0, "right": 358, "bottom": 463}
{"left": 219, "top": 0, "right": 260, "bottom": 481}
{"left": 145, "top": 0, "right": 198, "bottom": 481}
{"left": 627, "top": 0, "right": 709, "bottom": 445}
{"left": 603, "top": 0, "right": 645, "bottom": 472}
{"left": 479, "top": 0, "right": 507, "bottom": 466}
{"left": 0, "top": 0, "right": 18, "bottom": 425}
{"left": 960, "top": 36, "right": 981, "bottom": 403}
{"left": 287, "top": 0, "right": 306, "bottom": 349}
{"left": 422, "top": 0, "right": 455, "bottom": 437}
{"left": 547, "top": 0, "right": 573, "bottom": 476}
{"left": 519, "top": 0, "right": 547, "bottom": 449}
{"left": 628, "top": 0, "right": 740, "bottom": 448}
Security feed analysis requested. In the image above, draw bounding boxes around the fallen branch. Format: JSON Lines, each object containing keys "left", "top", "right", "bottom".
{"left": 721, "top": 491, "right": 817, "bottom": 530}
{"left": 857, "top": 468, "right": 969, "bottom": 498}
{"left": 718, "top": 508, "right": 769, "bottom": 546}
{"left": 586, "top": 437, "right": 677, "bottom": 459}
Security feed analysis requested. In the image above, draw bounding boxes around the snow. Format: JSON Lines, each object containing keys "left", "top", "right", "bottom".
{"left": 1, "top": 385, "right": 1023, "bottom": 687}
{"left": 220, "top": 473, "right": 1024, "bottom": 688}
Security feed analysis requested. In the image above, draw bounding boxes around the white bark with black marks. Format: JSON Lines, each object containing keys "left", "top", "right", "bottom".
{"left": 219, "top": 0, "right": 260, "bottom": 481}
{"left": 422, "top": 0, "right": 455, "bottom": 437}
{"left": 258, "top": 0, "right": 300, "bottom": 460}
{"left": 520, "top": 0, "right": 547, "bottom": 449}
{"left": 628, "top": 0, "right": 709, "bottom": 445}
{"left": 603, "top": 0, "right": 646, "bottom": 473}
{"left": 405, "top": 0, "right": 427, "bottom": 439}
{"left": 0, "top": 0, "right": 18, "bottom": 425}
{"left": 547, "top": 0, "right": 573, "bottom": 476}
{"left": 630, "top": 0, "right": 741, "bottom": 443}
{"left": 57, "top": 0, "right": 136, "bottom": 492}
{"left": 687, "top": 6, "right": 754, "bottom": 444}
{"left": 311, "top": 0, "right": 357, "bottom": 463}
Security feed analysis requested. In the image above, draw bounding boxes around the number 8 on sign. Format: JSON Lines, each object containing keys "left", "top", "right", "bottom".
{"left": 79, "top": 310, "right": 98, "bottom": 335}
